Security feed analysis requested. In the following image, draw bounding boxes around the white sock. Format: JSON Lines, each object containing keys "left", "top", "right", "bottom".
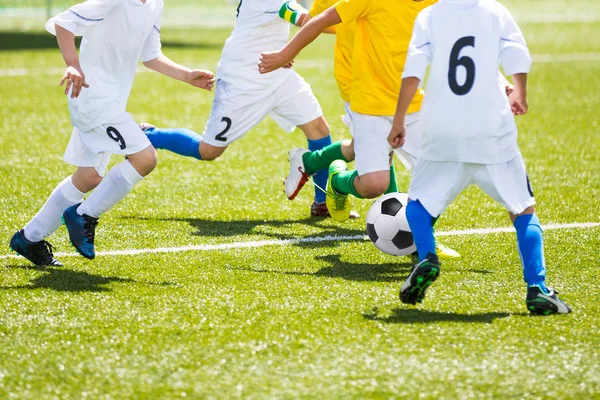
{"left": 23, "top": 176, "right": 85, "bottom": 242}
{"left": 77, "top": 160, "right": 143, "bottom": 218}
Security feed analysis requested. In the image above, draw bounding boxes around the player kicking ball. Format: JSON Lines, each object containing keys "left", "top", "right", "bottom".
{"left": 9, "top": 0, "right": 215, "bottom": 266}
{"left": 259, "top": 0, "right": 461, "bottom": 259}
{"left": 139, "top": 0, "right": 357, "bottom": 218}
{"left": 389, "top": 0, "right": 570, "bottom": 315}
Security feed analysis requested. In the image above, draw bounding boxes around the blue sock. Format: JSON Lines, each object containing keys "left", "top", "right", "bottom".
{"left": 406, "top": 200, "right": 436, "bottom": 261}
{"left": 308, "top": 135, "right": 332, "bottom": 203}
{"left": 145, "top": 127, "right": 202, "bottom": 160}
{"left": 514, "top": 214, "right": 548, "bottom": 292}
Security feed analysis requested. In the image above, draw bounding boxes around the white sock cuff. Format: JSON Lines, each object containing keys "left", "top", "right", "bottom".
{"left": 120, "top": 160, "right": 144, "bottom": 186}
{"left": 59, "top": 176, "right": 86, "bottom": 204}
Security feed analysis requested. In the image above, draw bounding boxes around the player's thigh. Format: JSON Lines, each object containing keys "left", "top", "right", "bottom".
{"left": 352, "top": 112, "right": 394, "bottom": 176}
{"left": 408, "top": 160, "right": 472, "bottom": 218}
{"left": 393, "top": 112, "right": 421, "bottom": 171}
{"left": 269, "top": 71, "right": 324, "bottom": 135}
{"left": 474, "top": 154, "right": 536, "bottom": 215}
{"left": 202, "top": 81, "right": 274, "bottom": 147}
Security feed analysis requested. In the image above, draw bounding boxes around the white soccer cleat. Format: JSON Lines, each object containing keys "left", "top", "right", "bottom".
{"left": 285, "top": 148, "right": 310, "bottom": 200}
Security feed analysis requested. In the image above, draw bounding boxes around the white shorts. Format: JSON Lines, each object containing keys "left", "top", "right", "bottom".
{"left": 202, "top": 72, "right": 323, "bottom": 147}
{"left": 63, "top": 112, "right": 151, "bottom": 177}
{"left": 408, "top": 154, "right": 536, "bottom": 217}
{"left": 352, "top": 111, "right": 421, "bottom": 175}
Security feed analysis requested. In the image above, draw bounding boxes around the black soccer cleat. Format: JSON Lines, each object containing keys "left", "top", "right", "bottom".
{"left": 9, "top": 230, "right": 62, "bottom": 267}
{"left": 400, "top": 252, "right": 440, "bottom": 305}
{"left": 62, "top": 204, "right": 99, "bottom": 260}
{"left": 526, "top": 286, "right": 571, "bottom": 315}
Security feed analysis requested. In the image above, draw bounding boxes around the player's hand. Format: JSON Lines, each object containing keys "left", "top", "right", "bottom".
{"left": 60, "top": 65, "right": 89, "bottom": 98}
{"left": 388, "top": 122, "right": 406, "bottom": 149}
{"left": 258, "top": 51, "right": 293, "bottom": 74}
{"left": 186, "top": 69, "right": 216, "bottom": 91}
{"left": 509, "top": 90, "right": 528, "bottom": 115}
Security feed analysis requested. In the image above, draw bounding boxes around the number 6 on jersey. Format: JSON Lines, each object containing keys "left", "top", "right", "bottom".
{"left": 448, "top": 36, "right": 476, "bottom": 96}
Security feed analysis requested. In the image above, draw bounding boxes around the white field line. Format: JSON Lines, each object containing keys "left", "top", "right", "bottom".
{"left": 0, "top": 221, "right": 598, "bottom": 260}
{"left": 1, "top": 53, "right": 600, "bottom": 78}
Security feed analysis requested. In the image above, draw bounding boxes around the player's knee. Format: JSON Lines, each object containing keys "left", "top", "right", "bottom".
{"left": 72, "top": 167, "right": 103, "bottom": 192}
{"left": 128, "top": 145, "right": 158, "bottom": 176}
{"left": 359, "top": 177, "right": 389, "bottom": 198}
{"left": 199, "top": 142, "right": 225, "bottom": 161}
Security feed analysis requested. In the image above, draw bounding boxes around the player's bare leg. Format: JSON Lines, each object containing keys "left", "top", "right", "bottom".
{"left": 199, "top": 141, "right": 227, "bottom": 161}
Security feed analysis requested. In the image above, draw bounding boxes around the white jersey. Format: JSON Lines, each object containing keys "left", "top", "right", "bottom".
{"left": 217, "top": 0, "right": 293, "bottom": 90}
{"left": 403, "top": 0, "right": 532, "bottom": 164}
{"left": 46, "top": 0, "right": 163, "bottom": 131}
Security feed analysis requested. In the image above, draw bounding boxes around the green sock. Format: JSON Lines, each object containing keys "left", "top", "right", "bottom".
{"left": 303, "top": 141, "right": 349, "bottom": 175}
{"left": 385, "top": 164, "right": 398, "bottom": 194}
{"left": 332, "top": 169, "right": 364, "bottom": 199}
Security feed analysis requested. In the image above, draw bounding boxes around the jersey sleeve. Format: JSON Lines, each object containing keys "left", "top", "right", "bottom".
{"left": 335, "top": 0, "right": 371, "bottom": 23}
{"left": 402, "top": 9, "right": 432, "bottom": 81}
{"left": 45, "top": 0, "right": 118, "bottom": 36}
{"left": 309, "top": 0, "right": 332, "bottom": 16}
{"left": 499, "top": 7, "right": 532, "bottom": 76}
{"left": 141, "top": 12, "right": 163, "bottom": 62}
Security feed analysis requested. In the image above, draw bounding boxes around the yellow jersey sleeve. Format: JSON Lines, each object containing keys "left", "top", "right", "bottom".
{"left": 335, "top": 0, "right": 371, "bottom": 23}
{"left": 309, "top": 0, "right": 335, "bottom": 16}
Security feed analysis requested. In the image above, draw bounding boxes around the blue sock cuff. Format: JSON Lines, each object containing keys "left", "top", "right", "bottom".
{"left": 307, "top": 135, "right": 332, "bottom": 151}
{"left": 514, "top": 213, "right": 540, "bottom": 230}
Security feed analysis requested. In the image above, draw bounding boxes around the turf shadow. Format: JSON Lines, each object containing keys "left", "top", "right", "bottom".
{"left": 363, "top": 308, "right": 511, "bottom": 324}
{"left": 312, "top": 254, "right": 413, "bottom": 282}
{"left": 228, "top": 254, "right": 413, "bottom": 283}
{"left": 0, "top": 31, "right": 221, "bottom": 51}
{"left": 1, "top": 264, "right": 133, "bottom": 292}
{"left": 123, "top": 215, "right": 366, "bottom": 248}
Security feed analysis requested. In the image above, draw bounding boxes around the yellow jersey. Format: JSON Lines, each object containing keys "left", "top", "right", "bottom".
{"left": 335, "top": 0, "right": 436, "bottom": 115}
{"left": 310, "top": 0, "right": 355, "bottom": 103}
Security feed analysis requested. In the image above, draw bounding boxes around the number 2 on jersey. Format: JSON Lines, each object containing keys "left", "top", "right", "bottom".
{"left": 448, "top": 36, "right": 476, "bottom": 96}
{"left": 215, "top": 117, "right": 232, "bottom": 142}
{"left": 106, "top": 127, "right": 126, "bottom": 150}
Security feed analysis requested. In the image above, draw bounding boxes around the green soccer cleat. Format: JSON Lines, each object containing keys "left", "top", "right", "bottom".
{"left": 325, "top": 160, "right": 352, "bottom": 222}
{"left": 526, "top": 286, "right": 571, "bottom": 315}
{"left": 400, "top": 252, "right": 440, "bottom": 305}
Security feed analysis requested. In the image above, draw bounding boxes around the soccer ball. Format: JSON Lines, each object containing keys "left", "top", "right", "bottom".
{"left": 366, "top": 192, "right": 416, "bottom": 256}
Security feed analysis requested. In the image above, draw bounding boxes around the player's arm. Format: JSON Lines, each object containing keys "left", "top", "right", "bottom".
{"left": 388, "top": 10, "right": 431, "bottom": 149}
{"left": 143, "top": 55, "right": 216, "bottom": 91}
{"left": 48, "top": 0, "right": 118, "bottom": 98}
{"left": 259, "top": 6, "right": 342, "bottom": 74}
{"left": 140, "top": 15, "right": 215, "bottom": 91}
{"left": 498, "top": 6, "right": 532, "bottom": 115}
{"left": 388, "top": 77, "right": 420, "bottom": 149}
{"left": 509, "top": 73, "right": 528, "bottom": 115}
{"left": 55, "top": 25, "right": 88, "bottom": 98}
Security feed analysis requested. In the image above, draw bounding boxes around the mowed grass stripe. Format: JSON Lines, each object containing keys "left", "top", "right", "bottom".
{"left": 2, "top": 221, "right": 597, "bottom": 260}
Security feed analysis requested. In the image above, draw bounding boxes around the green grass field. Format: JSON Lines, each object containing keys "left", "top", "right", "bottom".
{"left": 1, "top": 1, "right": 599, "bottom": 398}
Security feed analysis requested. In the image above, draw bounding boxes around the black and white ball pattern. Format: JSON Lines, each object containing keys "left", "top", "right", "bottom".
{"left": 366, "top": 192, "right": 416, "bottom": 256}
